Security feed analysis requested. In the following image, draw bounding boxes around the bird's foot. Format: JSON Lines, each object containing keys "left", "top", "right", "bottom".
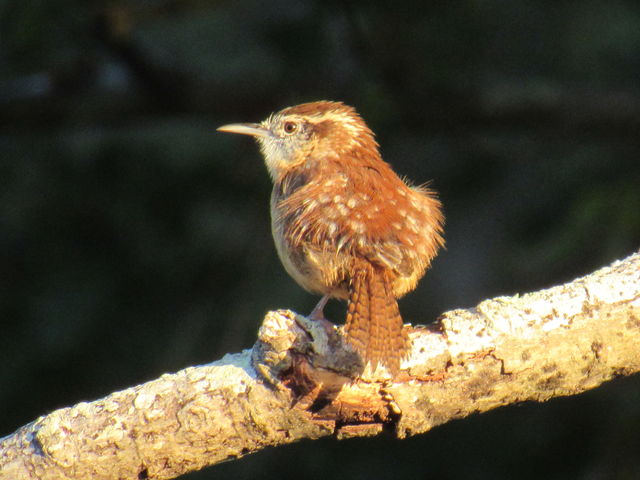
{"left": 306, "top": 294, "right": 337, "bottom": 335}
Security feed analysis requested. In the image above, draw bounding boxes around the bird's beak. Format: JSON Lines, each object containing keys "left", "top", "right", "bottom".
{"left": 217, "top": 123, "right": 270, "bottom": 138}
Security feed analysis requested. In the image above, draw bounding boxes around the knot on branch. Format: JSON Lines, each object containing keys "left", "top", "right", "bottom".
{"left": 250, "top": 310, "right": 401, "bottom": 437}
{"left": 252, "top": 310, "right": 361, "bottom": 380}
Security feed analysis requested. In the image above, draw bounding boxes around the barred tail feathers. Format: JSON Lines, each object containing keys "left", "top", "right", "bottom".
{"left": 344, "top": 259, "right": 408, "bottom": 375}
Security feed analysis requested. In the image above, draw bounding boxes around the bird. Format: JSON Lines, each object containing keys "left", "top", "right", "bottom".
{"left": 218, "top": 101, "right": 444, "bottom": 377}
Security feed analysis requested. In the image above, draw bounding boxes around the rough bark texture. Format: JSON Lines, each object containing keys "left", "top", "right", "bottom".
{"left": 1, "top": 252, "right": 639, "bottom": 480}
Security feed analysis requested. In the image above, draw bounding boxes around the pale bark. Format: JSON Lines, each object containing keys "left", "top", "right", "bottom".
{"left": 1, "top": 252, "right": 639, "bottom": 480}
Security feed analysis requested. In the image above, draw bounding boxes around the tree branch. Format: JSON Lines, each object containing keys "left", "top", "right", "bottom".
{"left": 2, "top": 252, "right": 639, "bottom": 480}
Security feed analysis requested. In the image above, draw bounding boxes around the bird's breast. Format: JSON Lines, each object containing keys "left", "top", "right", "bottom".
{"left": 270, "top": 186, "right": 350, "bottom": 298}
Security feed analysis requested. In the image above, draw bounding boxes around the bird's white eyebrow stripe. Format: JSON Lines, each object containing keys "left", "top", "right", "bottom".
{"left": 305, "top": 112, "right": 365, "bottom": 137}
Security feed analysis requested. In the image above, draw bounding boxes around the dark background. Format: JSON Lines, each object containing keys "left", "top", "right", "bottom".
{"left": 2, "top": 1, "right": 640, "bottom": 479}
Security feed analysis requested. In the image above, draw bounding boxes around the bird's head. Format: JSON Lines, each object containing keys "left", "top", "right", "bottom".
{"left": 217, "top": 101, "right": 380, "bottom": 181}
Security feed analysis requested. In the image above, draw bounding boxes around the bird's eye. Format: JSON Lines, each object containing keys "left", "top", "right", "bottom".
{"left": 283, "top": 121, "right": 298, "bottom": 134}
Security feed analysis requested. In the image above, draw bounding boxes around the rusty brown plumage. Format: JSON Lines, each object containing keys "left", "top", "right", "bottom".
{"left": 218, "top": 101, "right": 444, "bottom": 377}
{"left": 345, "top": 258, "right": 408, "bottom": 374}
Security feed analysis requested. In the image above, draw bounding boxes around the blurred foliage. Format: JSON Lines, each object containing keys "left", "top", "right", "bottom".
{"left": 1, "top": 0, "right": 639, "bottom": 479}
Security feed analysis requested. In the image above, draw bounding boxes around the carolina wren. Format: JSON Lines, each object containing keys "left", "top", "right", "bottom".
{"left": 218, "top": 101, "right": 444, "bottom": 376}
